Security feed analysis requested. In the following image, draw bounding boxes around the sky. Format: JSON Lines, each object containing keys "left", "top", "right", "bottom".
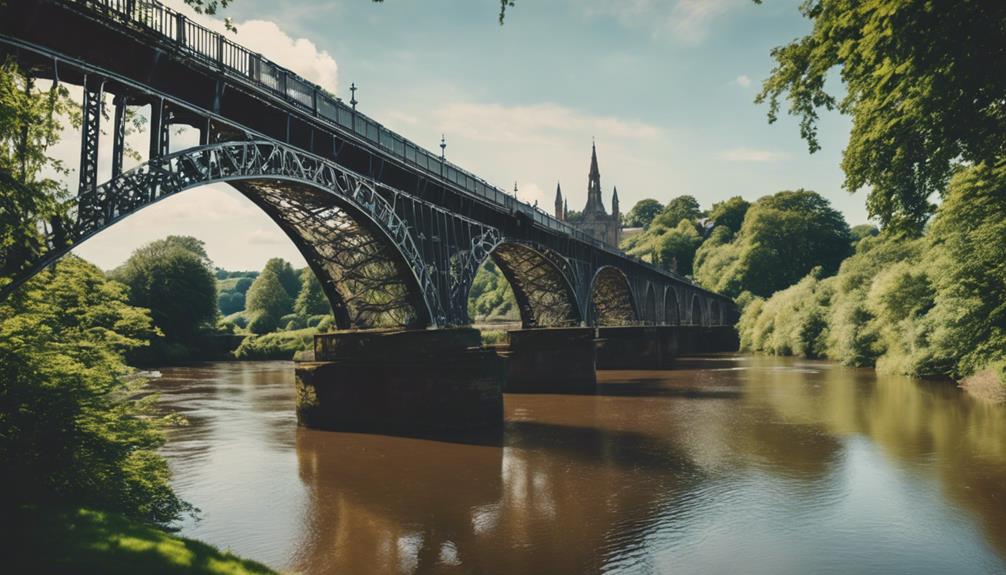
{"left": 74, "top": 0, "right": 862, "bottom": 271}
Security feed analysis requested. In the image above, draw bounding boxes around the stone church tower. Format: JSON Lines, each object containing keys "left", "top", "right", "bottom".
{"left": 574, "top": 142, "right": 621, "bottom": 247}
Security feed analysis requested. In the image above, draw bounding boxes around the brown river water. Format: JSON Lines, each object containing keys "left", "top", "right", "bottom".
{"left": 150, "top": 355, "right": 1006, "bottom": 574}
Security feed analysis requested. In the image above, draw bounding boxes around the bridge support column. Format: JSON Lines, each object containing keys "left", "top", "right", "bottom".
{"left": 295, "top": 328, "right": 504, "bottom": 436}
{"left": 503, "top": 327, "right": 597, "bottom": 393}
{"left": 595, "top": 326, "right": 665, "bottom": 370}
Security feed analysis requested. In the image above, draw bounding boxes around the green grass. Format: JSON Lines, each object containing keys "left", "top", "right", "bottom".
{"left": 479, "top": 329, "right": 507, "bottom": 345}
{"left": 233, "top": 327, "right": 317, "bottom": 360}
{"left": 8, "top": 506, "right": 277, "bottom": 574}
{"left": 217, "top": 277, "right": 243, "bottom": 292}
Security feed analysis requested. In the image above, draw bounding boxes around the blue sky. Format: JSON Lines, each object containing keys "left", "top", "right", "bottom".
{"left": 77, "top": 0, "right": 863, "bottom": 271}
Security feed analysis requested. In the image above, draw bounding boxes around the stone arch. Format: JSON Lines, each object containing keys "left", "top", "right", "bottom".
{"left": 0, "top": 141, "right": 439, "bottom": 328}
{"left": 664, "top": 288, "right": 680, "bottom": 325}
{"left": 590, "top": 266, "right": 638, "bottom": 326}
{"left": 475, "top": 241, "right": 582, "bottom": 328}
{"left": 709, "top": 300, "right": 722, "bottom": 326}
{"left": 643, "top": 283, "right": 657, "bottom": 325}
{"left": 690, "top": 294, "right": 705, "bottom": 326}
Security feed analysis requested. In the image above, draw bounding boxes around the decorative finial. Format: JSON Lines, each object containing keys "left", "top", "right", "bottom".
{"left": 350, "top": 82, "right": 358, "bottom": 110}
{"left": 440, "top": 134, "right": 446, "bottom": 159}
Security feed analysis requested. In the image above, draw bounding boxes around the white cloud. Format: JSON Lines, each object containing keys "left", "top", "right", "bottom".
{"left": 434, "top": 102, "right": 662, "bottom": 146}
{"left": 580, "top": 0, "right": 743, "bottom": 43}
{"left": 735, "top": 74, "right": 751, "bottom": 87}
{"left": 163, "top": 1, "right": 338, "bottom": 93}
{"left": 247, "top": 228, "right": 288, "bottom": 245}
{"left": 419, "top": 100, "right": 679, "bottom": 216}
{"left": 719, "top": 147, "right": 788, "bottom": 163}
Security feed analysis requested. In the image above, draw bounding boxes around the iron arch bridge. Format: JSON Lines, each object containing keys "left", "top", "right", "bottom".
{"left": 0, "top": 0, "right": 735, "bottom": 330}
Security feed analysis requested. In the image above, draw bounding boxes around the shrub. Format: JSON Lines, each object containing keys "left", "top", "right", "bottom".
{"left": 247, "top": 311, "right": 280, "bottom": 335}
{"left": 233, "top": 328, "right": 316, "bottom": 360}
{"left": 316, "top": 315, "right": 334, "bottom": 332}
{"left": 0, "top": 257, "right": 182, "bottom": 523}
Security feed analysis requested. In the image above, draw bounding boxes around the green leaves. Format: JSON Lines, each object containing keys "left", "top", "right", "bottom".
{"left": 111, "top": 237, "right": 218, "bottom": 344}
{"left": 245, "top": 269, "right": 292, "bottom": 334}
{"left": 0, "top": 257, "right": 183, "bottom": 523}
{"left": 758, "top": 0, "right": 1006, "bottom": 231}
{"left": 695, "top": 190, "right": 852, "bottom": 297}
{"left": 623, "top": 198, "right": 664, "bottom": 229}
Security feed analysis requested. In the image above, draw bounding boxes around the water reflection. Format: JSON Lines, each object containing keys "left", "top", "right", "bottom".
{"left": 152, "top": 356, "right": 1006, "bottom": 574}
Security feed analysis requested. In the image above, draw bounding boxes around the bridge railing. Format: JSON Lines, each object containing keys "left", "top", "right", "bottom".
{"left": 71, "top": 0, "right": 700, "bottom": 289}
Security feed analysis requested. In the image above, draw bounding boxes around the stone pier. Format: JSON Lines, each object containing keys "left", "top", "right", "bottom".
{"left": 295, "top": 328, "right": 505, "bottom": 435}
{"left": 504, "top": 327, "right": 597, "bottom": 393}
{"left": 596, "top": 325, "right": 740, "bottom": 370}
{"left": 595, "top": 326, "right": 665, "bottom": 370}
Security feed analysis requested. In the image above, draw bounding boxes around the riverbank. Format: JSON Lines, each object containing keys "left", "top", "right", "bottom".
{"left": 8, "top": 506, "right": 276, "bottom": 574}
{"left": 961, "top": 364, "right": 1006, "bottom": 404}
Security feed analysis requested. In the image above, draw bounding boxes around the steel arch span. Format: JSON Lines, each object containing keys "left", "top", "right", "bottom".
{"left": 0, "top": 140, "right": 500, "bottom": 329}
{"left": 0, "top": 0, "right": 737, "bottom": 328}
{"left": 470, "top": 240, "right": 583, "bottom": 329}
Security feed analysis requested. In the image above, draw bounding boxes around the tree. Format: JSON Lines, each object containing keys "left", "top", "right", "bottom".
{"left": 655, "top": 220, "right": 703, "bottom": 276}
{"left": 262, "top": 258, "right": 299, "bottom": 301}
{"left": 218, "top": 291, "right": 245, "bottom": 316}
{"left": 927, "top": 160, "right": 1006, "bottom": 376}
{"left": 294, "top": 268, "right": 332, "bottom": 317}
{"left": 0, "top": 256, "right": 182, "bottom": 523}
{"left": 695, "top": 190, "right": 852, "bottom": 297}
{"left": 850, "top": 224, "right": 880, "bottom": 246}
{"left": 756, "top": 0, "right": 1006, "bottom": 231}
{"left": 112, "top": 237, "right": 218, "bottom": 343}
{"left": 624, "top": 199, "right": 664, "bottom": 228}
{"left": 0, "top": 59, "right": 76, "bottom": 290}
{"left": 467, "top": 261, "right": 518, "bottom": 322}
{"left": 651, "top": 195, "right": 701, "bottom": 229}
{"left": 707, "top": 196, "right": 750, "bottom": 234}
{"left": 245, "top": 269, "right": 292, "bottom": 334}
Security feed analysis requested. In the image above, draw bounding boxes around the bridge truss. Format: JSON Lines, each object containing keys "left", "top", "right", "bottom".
{"left": 0, "top": 0, "right": 735, "bottom": 329}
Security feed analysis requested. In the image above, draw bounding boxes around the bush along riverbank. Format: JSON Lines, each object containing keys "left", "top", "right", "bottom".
{"left": 7, "top": 506, "right": 275, "bottom": 575}
{"left": 735, "top": 162, "right": 1006, "bottom": 404}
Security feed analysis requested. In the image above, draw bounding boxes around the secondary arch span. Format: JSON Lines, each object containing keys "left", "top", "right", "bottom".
{"left": 690, "top": 294, "right": 705, "bottom": 326}
{"left": 664, "top": 288, "right": 680, "bottom": 325}
{"left": 590, "top": 266, "right": 639, "bottom": 326}
{"left": 468, "top": 241, "right": 582, "bottom": 329}
{"left": 643, "top": 283, "right": 657, "bottom": 325}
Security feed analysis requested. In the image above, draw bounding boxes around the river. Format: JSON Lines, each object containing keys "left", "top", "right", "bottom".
{"left": 150, "top": 355, "right": 1006, "bottom": 574}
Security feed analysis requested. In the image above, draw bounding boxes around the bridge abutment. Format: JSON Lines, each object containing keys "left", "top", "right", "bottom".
{"left": 295, "top": 328, "right": 504, "bottom": 435}
{"left": 503, "top": 327, "right": 597, "bottom": 393}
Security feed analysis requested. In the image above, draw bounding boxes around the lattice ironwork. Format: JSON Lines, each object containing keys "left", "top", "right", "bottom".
{"left": 237, "top": 180, "right": 427, "bottom": 329}
{"left": 590, "top": 266, "right": 638, "bottom": 326}
{"left": 110, "top": 94, "right": 127, "bottom": 178}
{"left": 0, "top": 141, "right": 447, "bottom": 327}
{"left": 491, "top": 242, "right": 581, "bottom": 328}
{"left": 77, "top": 79, "right": 102, "bottom": 204}
{"left": 448, "top": 227, "right": 502, "bottom": 324}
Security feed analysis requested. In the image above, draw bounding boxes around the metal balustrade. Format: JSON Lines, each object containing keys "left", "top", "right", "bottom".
{"left": 71, "top": 0, "right": 694, "bottom": 285}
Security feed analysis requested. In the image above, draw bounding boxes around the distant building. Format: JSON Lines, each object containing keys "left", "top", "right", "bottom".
{"left": 554, "top": 142, "right": 621, "bottom": 247}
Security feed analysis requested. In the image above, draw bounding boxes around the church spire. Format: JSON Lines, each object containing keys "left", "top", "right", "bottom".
{"left": 554, "top": 182, "right": 563, "bottom": 220}
{"left": 589, "top": 140, "right": 600, "bottom": 180}
{"left": 585, "top": 140, "right": 606, "bottom": 214}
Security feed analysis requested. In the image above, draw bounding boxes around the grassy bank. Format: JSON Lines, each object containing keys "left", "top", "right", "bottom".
{"left": 8, "top": 506, "right": 276, "bottom": 574}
